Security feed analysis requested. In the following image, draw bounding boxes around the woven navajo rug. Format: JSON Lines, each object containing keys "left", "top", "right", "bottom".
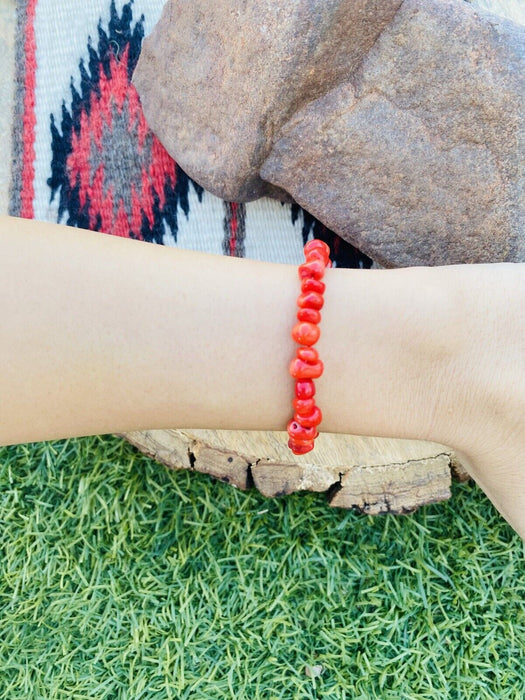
{"left": 9, "top": 0, "right": 374, "bottom": 269}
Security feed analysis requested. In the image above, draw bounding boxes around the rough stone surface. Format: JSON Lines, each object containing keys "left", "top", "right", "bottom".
{"left": 134, "top": 0, "right": 524, "bottom": 267}
{"left": 133, "top": 0, "right": 403, "bottom": 202}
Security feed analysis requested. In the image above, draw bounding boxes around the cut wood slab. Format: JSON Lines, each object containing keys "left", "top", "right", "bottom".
{"left": 117, "top": 429, "right": 470, "bottom": 515}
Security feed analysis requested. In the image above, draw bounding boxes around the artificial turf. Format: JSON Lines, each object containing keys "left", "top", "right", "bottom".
{"left": 0, "top": 434, "right": 523, "bottom": 699}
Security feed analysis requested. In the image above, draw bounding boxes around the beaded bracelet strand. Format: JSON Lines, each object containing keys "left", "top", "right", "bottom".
{"left": 287, "top": 239, "right": 331, "bottom": 455}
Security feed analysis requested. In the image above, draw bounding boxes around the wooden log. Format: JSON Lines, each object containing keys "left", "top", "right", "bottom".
{"left": 117, "top": 429, "right": 470, "bottom": 515}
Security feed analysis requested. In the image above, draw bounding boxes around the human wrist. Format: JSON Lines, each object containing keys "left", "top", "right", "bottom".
{"left": 315, "top": 264, "right": 463, "bottom": 443}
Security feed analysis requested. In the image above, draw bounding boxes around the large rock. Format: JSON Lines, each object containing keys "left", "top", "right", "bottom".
{"left": 133, "top": 0, "right": 524, "bottom": 267}
{"left": 133, "top": 0, "right": 403, "bottom": 203}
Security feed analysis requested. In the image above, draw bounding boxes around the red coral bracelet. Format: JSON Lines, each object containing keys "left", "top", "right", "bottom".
{"left": 287, "top": 239, "right": 331, "bottom": 455}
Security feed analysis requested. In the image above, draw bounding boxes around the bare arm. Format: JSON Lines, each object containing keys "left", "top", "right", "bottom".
{"left": 0, "top": 214, "right": 450, "bottom": 445}
{"left": 1, "top": 215, "right": 524, "bottom": 537}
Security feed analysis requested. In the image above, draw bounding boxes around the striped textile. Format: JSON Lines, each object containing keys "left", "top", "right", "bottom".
{"left": 9, "top": 0, "right": 373, "bottom": 269}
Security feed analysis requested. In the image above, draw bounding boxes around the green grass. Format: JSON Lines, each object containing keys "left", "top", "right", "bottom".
{"left": 0, "top": 435, "right": 523, "bottom": 699}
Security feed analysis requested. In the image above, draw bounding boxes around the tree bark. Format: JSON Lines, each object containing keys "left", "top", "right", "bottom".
{"left": 118, "top": 429, "right": 470, "bottom": 515}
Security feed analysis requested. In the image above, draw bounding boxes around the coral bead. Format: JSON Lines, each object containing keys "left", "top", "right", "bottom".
{"left": 293, "top": 397, "right": 316, "bottom": 415}
{"left": 298, "top": 259, "right": 325, "bottom": 281}
{"left": 302, "top": 278, "right": 325, "bottom": 294}
{"left": 296, "top": 347, "right": 319, "bottom": 364}
{"left": 294, "top": 405, "right": 322, "bottom": 428}
{"left": 297, "top": 307, "right": 321, "bottom": 325}
{"left": 306, "top": 250, "right": 329, "bottom": 266}
{"left": 288, "top": 439, "right": 314, "bottom": 455}
{"left": 289, "top": 357, "right": 324, "bottom": 379}
{"left": 295, "top": 379, "right": 315, "bottom": 400}
{"left": 304, "top": 239, "right": 330, "bottom": 261}
{"left": 287, "top": 239, "right": 328, "bottom": 455}
{"left": 298, "top": 291, "right": 324, "bottom": 311}
{"left": 287, "top": 419, "right": 317, "bottom": 442}
{"left": 291, "top": 321, "right": 320, "bottom": 346}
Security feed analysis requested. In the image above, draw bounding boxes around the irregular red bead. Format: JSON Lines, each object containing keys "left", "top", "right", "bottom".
{"left": 298, "top": 291, "right": 324, "bottom": 311}
{"left": 290, "top": 428, "right": 320, "bottom": 442}
{"left": 287, "top": 419, "right": 317, "bottom": 442}
{"left": 289, "top": 357, "right": 324, "bottom": 379}
{"left": 297, "top": 307, "right": 321, "bottom": 325}
{"left": 306, "top": 250, "right": 329, "bottom": 267}
{"left": 304, "top": 239, "right": 330, "bottom": 261}
{"left": 288, "top": 439, "right": 314, "bottom": 455}
{"left": 296, "top": 347, "right": 319, "bottom": 364}
{"left": 302, "top": 278, "right": 326, "bottom": 295}
{"left": 288, "top": 434, "right": 316, "bottom": 447}
{"left": 295, "top": 379, "right": 315, "bottom": 400}
{"left": 289, "top": 435, "right": 317, "bottom": 447}
{"left": 287, "top": 240, "right": 329, "bottom": 455}
{"left": 294, "top": 405, "right": 322, "bottom": 428}
{"left": 293, "top": 397, "right": 316, "bottom": 415}
{"left": 298, "top": 259, "right": 325, "bottom": 281}
{"left": 291, "top": 321, "right": 320, "bottom": 346}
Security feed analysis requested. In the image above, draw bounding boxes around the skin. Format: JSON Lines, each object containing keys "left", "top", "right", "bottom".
{"left": 0, "top": 215, "right": 524, "bottom": 537}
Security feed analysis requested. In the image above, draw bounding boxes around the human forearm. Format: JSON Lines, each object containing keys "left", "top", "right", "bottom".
{"left": 3, "top": 215, "right": 524, "bottom": 536}
{"left": 0, "top": 215, "right": 508, "bottom": 453}
{"left": 0, "top": 216, "right": 303, "bottom": 444}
